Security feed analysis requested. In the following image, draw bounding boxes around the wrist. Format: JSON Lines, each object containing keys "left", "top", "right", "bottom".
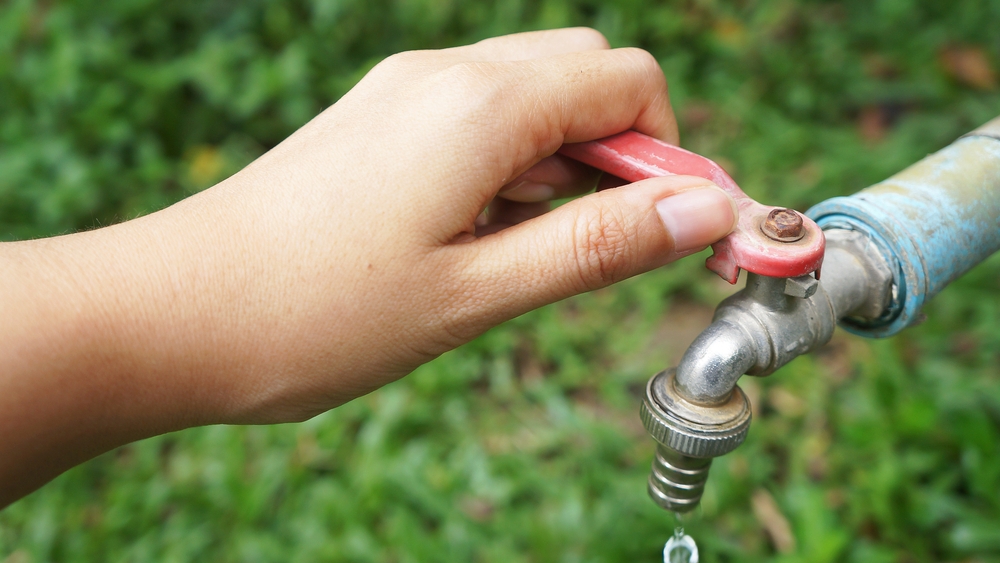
{"left": 0, "top": 204, "right": 260, "bottom": 494}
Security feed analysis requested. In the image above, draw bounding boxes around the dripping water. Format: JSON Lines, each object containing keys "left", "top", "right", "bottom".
{"left": 663, "top": 513, "right": 698, "bottom": 563}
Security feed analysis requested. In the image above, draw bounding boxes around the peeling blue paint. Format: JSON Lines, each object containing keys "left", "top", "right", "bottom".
{"left": 808, "top": 135, "right": 1000, "bottom": 338}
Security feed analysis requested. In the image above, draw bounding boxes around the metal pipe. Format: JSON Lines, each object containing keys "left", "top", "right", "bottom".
{"left": 807, "top": 116, "right": 1000, "bottom": 337}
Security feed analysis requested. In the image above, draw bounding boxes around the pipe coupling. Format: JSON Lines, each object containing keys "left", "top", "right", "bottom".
{"left": 640, "top": 369, "right": 751, "bottom": 512}
{"left": 640, "top": 369, "right": 752, "bottom": 458}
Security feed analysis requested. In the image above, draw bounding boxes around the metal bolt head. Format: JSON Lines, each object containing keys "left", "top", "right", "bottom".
{"left": 783, "top": 274, "right": 819, "bottom": 299}
{"left": 761, "top": 208, "right": 804, "bottom": 242}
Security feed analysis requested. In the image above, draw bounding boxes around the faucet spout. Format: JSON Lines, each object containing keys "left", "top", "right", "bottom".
{"left": 674, "top": 320, "right": 756, "bottom": 406}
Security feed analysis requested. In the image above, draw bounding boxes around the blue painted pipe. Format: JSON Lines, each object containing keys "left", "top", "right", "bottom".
{"left": 807, "top": 117, "right": 1000, "bottom": 338}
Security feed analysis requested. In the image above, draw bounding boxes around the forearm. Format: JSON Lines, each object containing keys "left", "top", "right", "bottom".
{"left": 0, "top": 175, "right": 415, "bottom": 506}
{"left": 0, "top": 199, "right": 254, "bottom": 506}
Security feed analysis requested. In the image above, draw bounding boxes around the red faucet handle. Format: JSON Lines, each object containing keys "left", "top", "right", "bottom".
{"left": 558, "top": 131, "right": 825, "bottom": 284}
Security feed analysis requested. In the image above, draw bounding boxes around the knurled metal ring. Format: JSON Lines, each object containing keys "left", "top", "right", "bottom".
{"left": 640, "top": 369, "right": 751, "bottom": 458}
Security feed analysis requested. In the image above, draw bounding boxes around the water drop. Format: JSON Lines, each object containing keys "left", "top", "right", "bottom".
{"left": 664, "top": 526, "right": 699, "bottom": 563}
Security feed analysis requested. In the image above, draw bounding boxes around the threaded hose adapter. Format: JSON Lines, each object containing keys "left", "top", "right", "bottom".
{"left": 647, "top": 444, "right": 712, "bottom": 513}
{"left": 640, "top": 369, "right": 751, "bottom": 512}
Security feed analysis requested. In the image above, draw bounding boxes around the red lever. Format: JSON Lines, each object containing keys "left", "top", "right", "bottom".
{"left": 558, "top": 131, "right": 824, "bottom": 284}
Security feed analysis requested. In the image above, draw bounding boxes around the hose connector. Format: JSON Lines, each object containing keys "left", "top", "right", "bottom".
{"left": 640, "top": 369, "right": 751, "bottom": 512}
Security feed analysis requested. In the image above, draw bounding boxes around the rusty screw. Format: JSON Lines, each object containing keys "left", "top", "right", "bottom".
{"left": 761, "top": 208, "right": 804, "bottom": 242}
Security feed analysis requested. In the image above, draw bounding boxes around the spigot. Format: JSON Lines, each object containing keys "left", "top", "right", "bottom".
{"left": 562, "top": 119, "right": 1000, "bottom": 515}
{"left": 560, "top": 131, "right": 832, "bottom": 514}
{"left": 639, "top": 230, "right": 892, "bottom": 512}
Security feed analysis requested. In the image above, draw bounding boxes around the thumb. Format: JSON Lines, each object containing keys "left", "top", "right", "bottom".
{"left": 458, "top": 175, "right": 737, "bottom": 323}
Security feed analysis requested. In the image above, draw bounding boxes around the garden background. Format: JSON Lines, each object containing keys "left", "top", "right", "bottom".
{"left": 2, "top": 0, "right": 1000, "bottom": 561}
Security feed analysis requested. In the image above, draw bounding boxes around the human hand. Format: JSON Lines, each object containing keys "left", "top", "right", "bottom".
{"left": 0, "top": 28, "right": 736, "bottom": 503}
{"left": 200, "top": 28, "right": 737, "bottom": 420}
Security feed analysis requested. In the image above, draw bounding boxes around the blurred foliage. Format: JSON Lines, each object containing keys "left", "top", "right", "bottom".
{"left": 2, "top": 0, "right": 1000, "bottom": 561}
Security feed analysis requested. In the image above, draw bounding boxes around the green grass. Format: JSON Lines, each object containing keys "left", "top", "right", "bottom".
{"left": 2, "top": 0, "right": 1000, "bottom": 561}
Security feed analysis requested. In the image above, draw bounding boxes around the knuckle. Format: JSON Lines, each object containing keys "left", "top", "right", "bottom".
{"left": 619, "top": 47, "right": 665, "bottom": 83}
{"left": 368, "top": 50, "right": 445, "bottom": 83}
{"left": 369, "top": 52, "right": 408, "bottom": 78}
{"left": 570, "top": 201, "right": 636, "bottom": 289}
{"left": 433, "top": 61, "right": 503, "bottom": 99}
{"left": 376, "top": 50, "right": 425, "bottom": 71}
{"left": 619, "top": 47, "right": 660, "bottom": 70}
{"left": 573, "top": 27, "right": 611, "bottom": 49}
{"left": 429, "top": 61, "right": 511, "bottom": 121}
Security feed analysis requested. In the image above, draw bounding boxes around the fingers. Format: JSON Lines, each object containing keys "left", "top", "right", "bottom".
{"left": 358, "top": 33, "right": 680, "bottom": 251}
{"left": 375, "top": 28, "right": 612, "bottom": 82}
{"left": 514, "top": 47, "right": 677, "bottom": 145}
{"left": 453, "top": 46, "right": 677, "bottom": 180}
{"left": 498, "top": 155, "right": 599, "bottom": 202}
{"left": 453, "top": 27, "right": 610, "bottom": 61}
{"left": 488, "top": 154, "right": 599, "bottom": 237}
{"left": 382, "top": 30, "right": 675, "bottom": 153}
{"left": 448, "top": 176, "right": 737, "bottom": 328}
{"left": 410, "top": 45, "right": 679, "bottom": 234}
{"left": 475, "top": 199, "right": 550, "bottom": 236}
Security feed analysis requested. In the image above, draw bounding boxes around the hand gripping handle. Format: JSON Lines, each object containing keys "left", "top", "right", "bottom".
{"left": 558, "top": 131, "right": 825, "bottom": 283}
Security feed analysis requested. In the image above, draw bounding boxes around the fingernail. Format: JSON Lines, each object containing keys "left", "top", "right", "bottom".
{"left": 501, "top": 181, "right": 555, "bottom": 202}
{"left": 656, "top": 186, "right": 738, "bottom": 253}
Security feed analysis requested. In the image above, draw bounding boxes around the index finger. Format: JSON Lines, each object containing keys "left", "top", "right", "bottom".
{"left": 456, "top": 47, "right": 678, "bottom": 177}
{"left": 451, "top": 27, "right": 611, "bottom": 61}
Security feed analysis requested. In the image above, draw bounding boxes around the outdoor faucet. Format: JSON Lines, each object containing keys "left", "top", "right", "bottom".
{"left": 640, "top": 228, "right": 892, "bottom": 511}
{"left": 562, "top": 116, "right": 1000, "bottom": 514}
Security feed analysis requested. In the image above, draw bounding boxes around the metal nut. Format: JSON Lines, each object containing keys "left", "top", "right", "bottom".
{"left": 824, "top": 229, "right": 895, "bottom": 320}
{"left": 761, "top": 208, "right": 804, "bottom": 242}
{"left": 640, "top": 370, "right": 751, "bottom": 458}
{"left": 783, "top": 274, "right": 819, "bottom": 298}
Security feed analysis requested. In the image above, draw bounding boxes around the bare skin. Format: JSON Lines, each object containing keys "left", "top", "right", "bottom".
{"left": 0, "top": 28, "right": 737, "bottom": 507}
